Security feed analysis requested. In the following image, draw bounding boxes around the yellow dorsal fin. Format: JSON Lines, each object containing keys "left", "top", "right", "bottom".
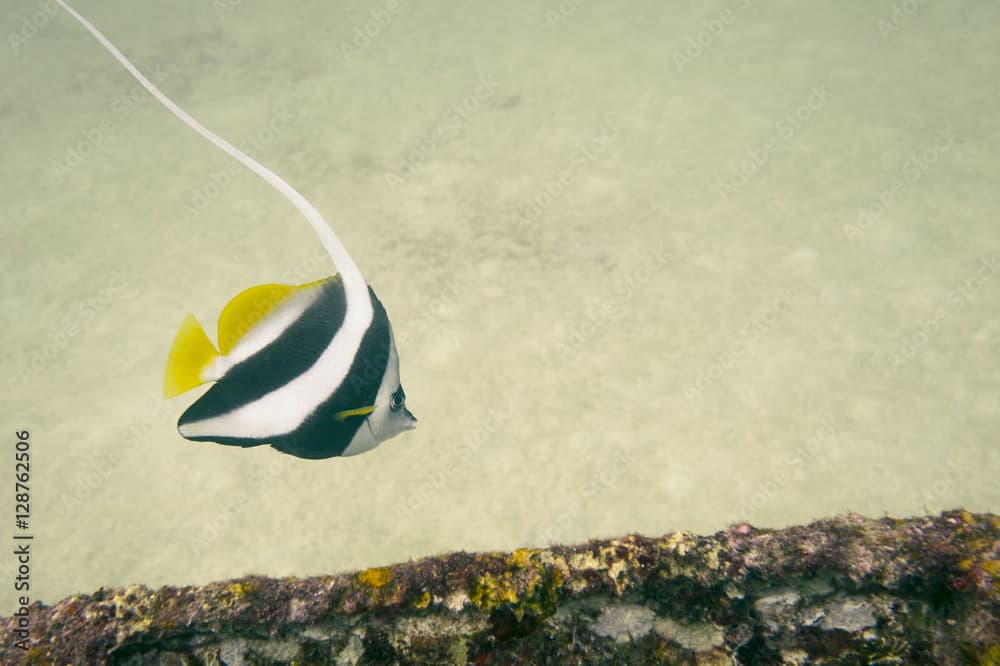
{"left": 216, "top": 277, "right": 330, "bottom": 355}
{"left": 163, "top": 313, "right": 220, "bottom": 398}
{"left": 333, "top": 405, "right": 376, "bottom": 422}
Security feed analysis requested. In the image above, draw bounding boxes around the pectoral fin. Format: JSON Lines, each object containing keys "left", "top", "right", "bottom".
{"left": 333, "top": 405, "right": 376, "bottom": 422}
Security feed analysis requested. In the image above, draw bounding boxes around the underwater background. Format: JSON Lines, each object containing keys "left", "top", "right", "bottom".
{"left": 1, "top": 0, "right": 998, "bottom": 615}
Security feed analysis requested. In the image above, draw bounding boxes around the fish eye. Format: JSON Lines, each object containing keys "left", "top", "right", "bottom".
{"left": 389, "top": 386, "right": 405, "bottom": 411}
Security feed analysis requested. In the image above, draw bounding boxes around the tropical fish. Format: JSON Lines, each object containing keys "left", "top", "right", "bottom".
{"left": 57, "top": 0, "right": 416, "bottom": 458}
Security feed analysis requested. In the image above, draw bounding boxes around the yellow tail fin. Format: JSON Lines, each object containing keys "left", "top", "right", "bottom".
{"left": 163, "top": 313, "right": 219, "bottom": 398}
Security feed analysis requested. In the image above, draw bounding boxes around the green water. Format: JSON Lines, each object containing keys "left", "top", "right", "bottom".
{"left": 1, "top": 0, "right": 998, "bottom": 615}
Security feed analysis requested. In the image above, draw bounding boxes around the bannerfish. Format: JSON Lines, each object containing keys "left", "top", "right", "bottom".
{"left": 57, "top": 1, "right": 417, "bottom": 459}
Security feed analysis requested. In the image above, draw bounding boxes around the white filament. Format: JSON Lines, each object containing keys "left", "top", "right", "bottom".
{"left": 54, "top": 0, "right": 372, "bottom": 321}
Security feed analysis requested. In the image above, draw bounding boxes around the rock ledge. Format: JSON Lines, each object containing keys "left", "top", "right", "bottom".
{"left": 2, "top": 511, "right": 999, "bottom": 664}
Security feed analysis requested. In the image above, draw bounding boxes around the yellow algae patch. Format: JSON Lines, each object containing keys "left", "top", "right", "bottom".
{"left": 961, "top": 511, "right": 974, "bottom": 525}
{"left": 469, "top": 562, "right": 563, "bottom": 620}
{"left": 222, "top": 582, "right": 255, "bottom": 609}
{"left": 660, "top": 531, "right": 696, "bottom": 555}
{"left": 981, "top": 559, "right": 1000, "bottom": 577}
{"left": 547, "top": 566, "right": 564, "bottom": 591}
{"left": 469, "top": 573, "right": 519, "bottom": 612}
{"left": 412, "top": 590, "right": 431, "bottom": 609}
{"left": 358, "top": 567, "right": 392, "bottom": 588}
{"left": 569, "top": 550, "right": 605, "bottom": 572}
{"left": 980, "top": 644, "right": 1000, "bottom": 666}
{"left": 607, "top": 558, "right": 630, "bottom": 593}
{"left": 510, "top": 548, "right": 536, "bottom": 568}
{"left": 704, "top": 545, "right": 722, "bottom": 571}
{"left": 536, "top": 551, "right": 571, "bottom": 582}
{"left": 226, "top": 582, "right": 254, "bottom": 599}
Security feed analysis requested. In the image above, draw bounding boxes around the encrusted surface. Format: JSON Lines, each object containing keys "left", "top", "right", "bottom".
{"left": 1, "top": 511, "right": 998, "bottom": 664}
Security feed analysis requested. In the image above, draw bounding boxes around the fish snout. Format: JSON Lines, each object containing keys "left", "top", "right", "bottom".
{"left": 403, "top": 406, "right": 417, "bottom": 430}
